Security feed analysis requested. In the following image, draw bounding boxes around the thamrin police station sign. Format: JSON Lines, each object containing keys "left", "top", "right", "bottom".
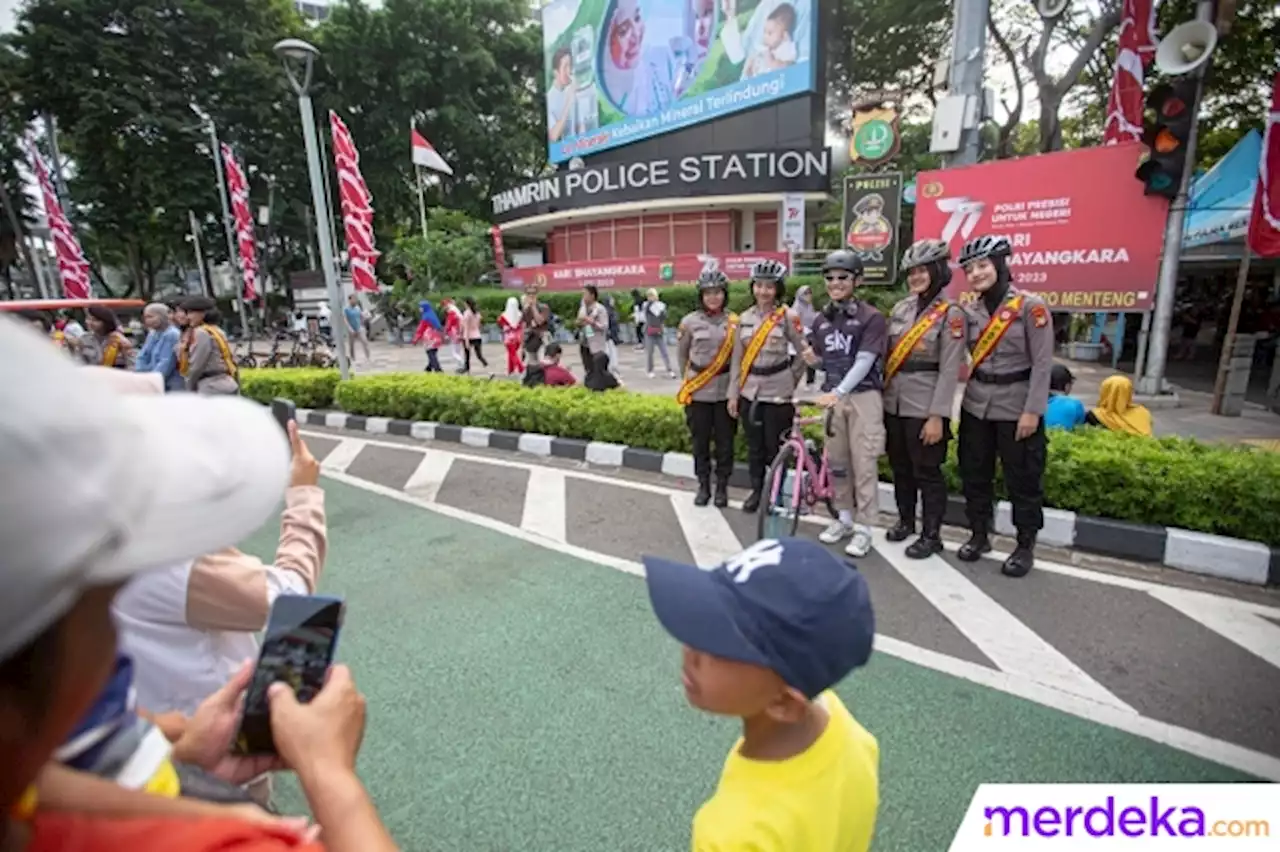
{"left": 490, "top": 147, "right": 830, "bottom": 223}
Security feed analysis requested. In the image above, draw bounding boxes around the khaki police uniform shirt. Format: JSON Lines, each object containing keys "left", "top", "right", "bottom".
{"left": 677, "top": 310, "right": 736, "bottom": 403}
{"left": 884, "top": 294, "right": 967, "bottom": 420}
{"left": 578, "top": 301, "right": 609, "bottom": 354}
{"left": 961, "top": 287, "right": 1055, "bottom": 421}
{"left": 729, "top": 305, "right": 808, "bottom": 404}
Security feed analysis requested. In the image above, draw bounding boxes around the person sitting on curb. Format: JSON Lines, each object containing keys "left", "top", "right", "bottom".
{"left": 1043, "top": 364, "right": 1086, "bottom": 430}
{"left": 523, "top": 342, "right": 577, "bottom": 388}
{"left": 1087, "top": 374, "right": 1153, "bottom": 437}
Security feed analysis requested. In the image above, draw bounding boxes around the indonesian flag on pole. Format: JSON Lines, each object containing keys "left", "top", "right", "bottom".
{"left": 412, "top": 127, "right": 453, "bottom": 176}
{"left": 329, "top": 110, "right": 381, "bottom": 292}
{"left": 1248, "top": 72, "right": 1280, "bottom": 258}
{"left": 26, "top": 139, "right": 91, "bottom": 299}
{"left": 1103, "top": 0, "right": 1158, "bottom": 145}
{"left": 220, "top": 143, "right": 258, "bottom": 301}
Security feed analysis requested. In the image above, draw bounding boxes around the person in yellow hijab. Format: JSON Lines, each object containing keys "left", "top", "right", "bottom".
{"left": 1088, "top": 375, "right": 1153, "bottom": 436}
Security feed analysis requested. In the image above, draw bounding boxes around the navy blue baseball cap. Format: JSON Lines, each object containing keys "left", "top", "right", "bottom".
{"left": 643, "top": 538, "right": 875, "bottom": 699}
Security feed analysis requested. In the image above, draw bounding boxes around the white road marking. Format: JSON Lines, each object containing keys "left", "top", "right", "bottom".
{"left": 304, "top": 429, "right": 1280, "bottom": 617}
{"left": 402, "top": 450, "right": 456, "bottom": 505}
{"left": 670, "top": 492, "right": 744, "bottom": 568}
{"left": 1148, "top": 587, "right": 1280, "bottom": 671}
{"left": 320, "top": 469, "right": 1280, "bottom": 782}
{"left": 875, "top": 529, "right": 1137, "bottom": 713}
{"left": 522, "top": 469, "right": 567, "bottom": 544}
{"left": 318, "top": 439, "right": 365, "bottom": 475}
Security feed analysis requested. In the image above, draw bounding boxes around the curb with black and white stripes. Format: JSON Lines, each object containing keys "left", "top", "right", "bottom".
{"left": 298, "top": 408, "right": 1280, "bottom": 588}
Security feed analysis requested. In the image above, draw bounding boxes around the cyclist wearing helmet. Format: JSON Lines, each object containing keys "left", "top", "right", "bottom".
{"left": 956, "top": 234, "right": 1054, "bottom": 578}
{"left": 811, "top": 249, "right": 888, "bottom": 559}
{"left": 881, "top": 239, "right": 967, "bottom": 559}
{"left": 676, "top": 269, "right": 739, "bottom": 508}
{"left": 728, "top": 258, "right": 818, "bottom": 514}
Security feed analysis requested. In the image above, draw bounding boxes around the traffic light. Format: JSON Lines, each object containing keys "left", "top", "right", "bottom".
{"left": 1135, "top": 79, "right": 1198, "bottom": 199}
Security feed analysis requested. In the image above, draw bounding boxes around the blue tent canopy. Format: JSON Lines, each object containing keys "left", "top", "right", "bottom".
{"left": 1182, "top": 129, "right": 1260, "bottom": 250}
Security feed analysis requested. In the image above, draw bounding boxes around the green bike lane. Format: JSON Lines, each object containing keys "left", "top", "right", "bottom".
{"left": 242, "top": 479, "right": 1252, "bottom": 852}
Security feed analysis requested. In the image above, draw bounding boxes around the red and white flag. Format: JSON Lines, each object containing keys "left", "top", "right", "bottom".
{"left": 1103, "top": 0, "right": 1158, "bottom": 145}
{"left": 329, "top": 111, "right": 380, "bottom": 292}
{"left": 26, "top": 140, "right": 91, "bottom": 299}
{"left": 412, "top": 127, "right": 453, "bottom": 176}
{"left": 1248, "top": 72, "right": 1280, "bottom": 258}
{"left": 220, "top": 143, "right": 258, "bottom": 302}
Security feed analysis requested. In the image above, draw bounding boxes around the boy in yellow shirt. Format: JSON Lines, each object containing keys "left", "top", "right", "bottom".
{"left": 643, "top": 537, "right": 880, "bottom": 852}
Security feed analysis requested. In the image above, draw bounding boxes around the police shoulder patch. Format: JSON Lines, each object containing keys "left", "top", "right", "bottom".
{"left": 949, "top": 315, "right": 965, "bottom": 339}
{"left": 1030, "top": 304, "right": 1049, "bottom": 329}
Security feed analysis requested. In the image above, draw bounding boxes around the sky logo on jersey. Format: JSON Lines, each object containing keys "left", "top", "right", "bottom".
{"left": 948, "top": 785, "right": 1275, "bottom": 850}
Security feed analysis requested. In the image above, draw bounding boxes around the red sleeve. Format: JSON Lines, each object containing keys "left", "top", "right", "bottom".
{"left": 29, "top": 814, "right": 322, "bottom": 852}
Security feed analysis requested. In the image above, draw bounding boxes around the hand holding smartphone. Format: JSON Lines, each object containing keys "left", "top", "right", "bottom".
{"left": 271, "top": 397, "right": 297, "bottom": 432}
{"left": 233, "top": 595, "right": 345, "bottom": 757}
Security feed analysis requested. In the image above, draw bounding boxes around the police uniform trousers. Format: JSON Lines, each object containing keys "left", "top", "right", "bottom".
{"left": 686, "top": 400, "right": 737, "bottom": 483}
{"left": 958, "top": 410, "right": 1046, "bottom": 533}
{"left": 884, "top": 413, "right": 950, "bottom": 531}
{"left": 744, "top": 399, "right": 795, "bottom": 487}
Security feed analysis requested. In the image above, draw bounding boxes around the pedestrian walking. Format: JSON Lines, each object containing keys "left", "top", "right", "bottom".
{"left": 499, "top": 297, "right": 525, "bottom": 375}
{"left": 676, "top": 269, "right": 739, "bottom": 508}
{"left": 641, "top": 288, "right": 676, "bottom": 378}
{"left": 631, "top": 288, "right": 645, "bottom": 349}
{"left": 728, "top": 259, "right": 818, "bottom": 513}
{"left": 882, "top": 239, "right": 966, "bottom": 559}
{"left": 603, "top": 294, "right": 622, "bottom": 374}
{"left": 414, "top": 300, "right": 445, "bottom": 372}
{"left": 461, "top": 297, "right": 489, "bottom": 373}
{"left": 811, "top": 250, "right": 888, "bottom": 559}
{"left": 441, "top": 298, "right": 465, "bottom": 370}
{"left": 955, "top": 234, "right": 1055, "bottom": 578}
{"left": 344, "top": 294, "right": 372, "bottom": 364}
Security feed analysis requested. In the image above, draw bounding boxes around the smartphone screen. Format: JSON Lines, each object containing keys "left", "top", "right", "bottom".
{"left": 234, "top": 595, "right": 344, "bottom": 756}
{"left": 271, "top": 397, "right": 297, "bottom": 432}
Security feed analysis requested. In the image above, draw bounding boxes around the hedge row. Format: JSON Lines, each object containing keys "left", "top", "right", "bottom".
{"left": 424, "top": 279, "right": 907, "bottom": 328}
{"left": 239, "top": 369, "right": 1280, "bottom": 546}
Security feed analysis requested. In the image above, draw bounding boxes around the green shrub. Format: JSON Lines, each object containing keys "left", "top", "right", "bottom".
{"left": 427, "top": 279, "right": 907, "bottom": 328}
{"left": 240, "top": 368, "right": 340, "bottom": 409}
{"left": 256, "top": 368, "right": 1280, "bottom": 545}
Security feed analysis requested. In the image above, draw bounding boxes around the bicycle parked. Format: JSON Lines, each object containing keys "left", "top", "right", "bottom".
{"left": 756, "top": 401, "right": 841, "bottom": 540}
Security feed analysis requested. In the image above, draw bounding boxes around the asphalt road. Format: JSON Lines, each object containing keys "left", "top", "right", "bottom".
{"left": 238, "top": 426, "right": 1280, "bottom": 851}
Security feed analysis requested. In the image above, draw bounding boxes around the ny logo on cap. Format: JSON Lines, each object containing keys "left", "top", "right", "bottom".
{"left": 724, "top": 539, "right": 784, "bottom": 584}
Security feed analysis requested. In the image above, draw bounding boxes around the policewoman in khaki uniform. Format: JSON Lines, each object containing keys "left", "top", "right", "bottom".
{"left": 956, "top": 235, "right": 1054, "bottom": 577}
{"left": 728, "top": 258, "right": 818, "bottom": 513}
{"left": 883, "top": 239, "right": 967, "bottom": 559}
{"left": 676, "top": 270, "right": 739, "bottom": 508}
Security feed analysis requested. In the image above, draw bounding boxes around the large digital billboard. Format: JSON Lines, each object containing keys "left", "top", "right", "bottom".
{"left": 542, "top": 0, "right": 816, "bottom": 164}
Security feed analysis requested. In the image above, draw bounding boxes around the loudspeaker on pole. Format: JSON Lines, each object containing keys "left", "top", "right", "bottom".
{"left": 1154, "top": 20, "right": 1218, "bottom": 76}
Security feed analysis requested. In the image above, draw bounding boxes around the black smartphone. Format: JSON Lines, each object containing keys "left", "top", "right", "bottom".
{"left": 233, "top": 595, "right": 345, "bottom": 756}
{"left": 271, "top": 397, "right": 297, "bottom": 432}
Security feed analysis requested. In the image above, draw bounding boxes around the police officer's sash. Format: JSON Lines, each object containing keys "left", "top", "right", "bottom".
{"left": 102, "top": 331, "right": 127, "bottom": 368}
{"left": 676, "top": 313, "right": 738, "bottom": 406}
{"left": 737, "top": 307, "right": 787, "bottom": 389}
{"left": 885, "top": 300, "right": 949, "bottom": 382}
{"left": 969, "top": 294, "right": 1026, "bottom": 372}
{"left": 178, "top": 324, "right": 238, "bottom": 378}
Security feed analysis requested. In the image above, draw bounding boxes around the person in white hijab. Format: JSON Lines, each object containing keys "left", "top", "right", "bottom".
{"left": 498, "top": 296, "right": 526, "bottom": 375}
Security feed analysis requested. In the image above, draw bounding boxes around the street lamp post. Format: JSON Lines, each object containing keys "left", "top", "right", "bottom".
{"left": 190, "top": 103, "right": 250, "bottom": 337}
{"left": 274, "top": 38, "right": 349, "bottom": 380}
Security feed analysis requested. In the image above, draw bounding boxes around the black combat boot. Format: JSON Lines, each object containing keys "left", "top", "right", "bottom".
{"left": 694, "top": 476, "right": 712, "bottom": 507}
{"left": 886, "top": 511, "right": 914, "bottom": 543}
{"left": 905, "top": 518, "right": 944, "bottom": 559}
{"left": 713, "top": 478, "right": 730, "bottom": 508}
{"left": 742, "top": 479, "right": 763, "bottom": 513}
{"left": 957, "top": 522, "right": 992, "bottom": 562}
{"left": 1002, "top": 530, "right": 1036, "bottom": 578}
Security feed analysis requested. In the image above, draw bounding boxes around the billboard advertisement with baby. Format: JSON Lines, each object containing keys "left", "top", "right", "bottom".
{"left": 542, "top": 0, "right": 816, "bottom": 163}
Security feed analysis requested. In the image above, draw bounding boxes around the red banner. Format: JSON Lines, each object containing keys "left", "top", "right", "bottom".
{"left": 1248, "top": 72, "right": 1280, "bottom": 258}
{"left": 490, "top": 225, "right": 506, "bottom": 272}
{"left": 220, "top": 144, "right": 258, "bottom": 302}
{"left": 329, "top": 111, "right": 381, "bottom": 292}
{"left": 914, "top": 144, "right": 1168, "bottom": 312}
{"left": 501, "top": 252, "right": 789, "bottom": 292}
{"left": 26, "top": 140, "right": 90, "bottom": 299}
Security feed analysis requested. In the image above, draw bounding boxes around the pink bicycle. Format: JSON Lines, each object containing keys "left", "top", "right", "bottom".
{"left": 756, "top": 402, "right": 840, "bottom": 540}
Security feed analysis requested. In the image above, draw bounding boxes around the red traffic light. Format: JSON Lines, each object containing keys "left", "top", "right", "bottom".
{"left": 1160, "top": 97, "right": 1188, "bottom": 119}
